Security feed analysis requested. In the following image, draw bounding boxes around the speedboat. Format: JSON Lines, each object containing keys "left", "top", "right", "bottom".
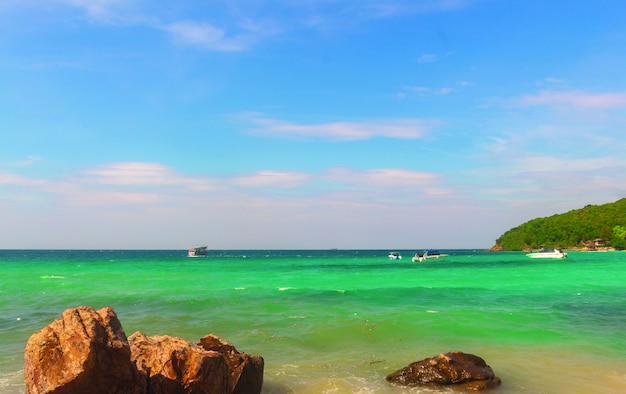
{"left": 388, "top": 252, "right": 402, "bottom": 260}
{"left": 412, "top": 250, "right": 448, "bottom": 262}
{"left": 188, "top": 246, "right": 208, "bottom": 257}
{"left": 526, "top": 248, "right": 567, "bottom": 259}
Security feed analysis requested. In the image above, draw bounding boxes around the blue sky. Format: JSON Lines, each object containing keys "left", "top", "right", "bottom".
{"left": 1, "top": 0, "right": 625, "bottom": 249}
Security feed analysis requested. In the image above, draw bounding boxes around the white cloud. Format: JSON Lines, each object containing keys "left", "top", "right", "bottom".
{"left": 514, "top": 90, "right": 626, "bottom": 110}
{"left": 242, "top": 114, "right": 434, "bottom": 140}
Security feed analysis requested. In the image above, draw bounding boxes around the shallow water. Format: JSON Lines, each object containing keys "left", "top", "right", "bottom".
{"left": 1, "top": 249, "right": 625, "bottom": 393}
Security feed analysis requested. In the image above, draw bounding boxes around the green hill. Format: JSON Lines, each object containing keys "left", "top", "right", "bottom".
{"left": 492, "top": 198, "right": 626, "bottom": 251}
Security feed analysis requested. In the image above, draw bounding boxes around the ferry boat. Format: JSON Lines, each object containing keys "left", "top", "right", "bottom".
{"left": 412, "top": 250, "right": 448, "bottom": 262}
{"left": 526, "top": 248, "right": 567, "bottom": 259}
{"left": 188, "top": 246, "right": 208, "bottom": 257}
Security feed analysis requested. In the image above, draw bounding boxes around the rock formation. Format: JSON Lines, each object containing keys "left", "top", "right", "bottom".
{"left": 197, "top": 334, "right": 264, "bottom": 394}
{"left": 386, "top": 351, "right": 501, "bottom": 391}
{"left": 23, "top": 306, "right": 146, "bottom": 394}
{"left": 24, "top": 306, "right": 263, "bottom": 394}
{"left": 129, "top": 332, "right": 231, "bottom": 394}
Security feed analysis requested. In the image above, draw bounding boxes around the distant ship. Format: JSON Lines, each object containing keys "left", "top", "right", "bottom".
{"left": 188, "top": 246, "right": 208, "bottom": 257}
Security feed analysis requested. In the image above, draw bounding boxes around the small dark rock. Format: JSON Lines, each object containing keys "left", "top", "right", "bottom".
{"left": 386, "top": 351, "right": 501, "bottom": 391}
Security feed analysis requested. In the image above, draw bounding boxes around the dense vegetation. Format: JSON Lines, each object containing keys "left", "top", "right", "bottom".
{"left": 494, "top": 198, "right": 626, "bottom": 250}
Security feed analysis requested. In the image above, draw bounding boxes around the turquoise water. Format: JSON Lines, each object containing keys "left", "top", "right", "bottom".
{"left": 1, "top": 249, "right": 625, "bottom": 393}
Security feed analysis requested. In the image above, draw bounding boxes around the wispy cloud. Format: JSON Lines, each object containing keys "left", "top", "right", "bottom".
{"left": 233, "top": 171, "right": 310, "bottom": 188}
{"left": 55, "top": 0, "right": 145, "bottom": 24}
{"left": 6, "top": 0, "right": 482, "bottom": 51}
{"left": 538, "top": 77, "right": 568, "bottom": 89}
{"left": 79, "top": 162, "right": 219, "bottom": 192}
{"left": 515, "top": 155, "right": 626, "bottom": 174}
{"left": 0, "top": 171, "right": 47, "bottom": 187}
{"left": 61, "top": 189, "right": 165, "bottom": 206}
{"left": 163, "top": 21, "right": 259, "bottom": 51}
{"left": 513, "top": 90, "right": 626, "bottom": 110}
{"left": 471, "top": 151, "right": 626, "bottom": 206}
{"left": 82, "top": 162, "right": 181, "bottom": 185}
{"left": 228, "top": 167, "right": 446, "bottom": 197}
{"left": 2, "top": 161, "right": 448, "bottom": 207}
{"left": 438, "top": 87, "right": 456, "bottom": 95}
{"left": 242, "top": 113, "right": 434, "bottom": 140}
{"left": 417, "top": 53, "right": 437, "bottom": 63}
{"left": 402, "top": 84, "right": 461, "bottom": 97}
{"left": 3, "top": 157, "right": 623, "bottom": 247}
{"left": 62, "top": 0, "right": 123, "bottom": 18}
{"left": 6, "top": 155, "right": 42, "bottom": 167}
{"left": 324, "top": 167, "right": 439, "bottom": 187}
{"left": 0, "top": 162, "right": 218, "bottom": 207}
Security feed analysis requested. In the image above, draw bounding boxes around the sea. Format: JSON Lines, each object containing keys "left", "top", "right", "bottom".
{"left": 1, "top": 249, "right": 625, "bottom": 393}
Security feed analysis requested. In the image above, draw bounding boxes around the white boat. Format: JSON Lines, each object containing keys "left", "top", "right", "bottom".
{"left": 388, "top": 252, "right": 402, "bottom": 260}
{"left": 188, "top": 246, "right": 208, "bottom": 257}
{"left": 526, "top": 248, "right": 567, "bottom": 259}
{"left": 412, "top": 250, "right": 448, "bottom": 262}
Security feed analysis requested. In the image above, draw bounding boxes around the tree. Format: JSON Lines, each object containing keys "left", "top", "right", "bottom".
{"left": 612, "top": 225, "right": 626, "bottom": 250}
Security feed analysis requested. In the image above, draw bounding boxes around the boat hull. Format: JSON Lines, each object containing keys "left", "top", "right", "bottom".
{"left": 188, "top": 246, "right": 208, "bottom": 257}
{"left": 526, "top": 248, "right": 567, "bottom": 259}
{"left": 526, "top": 253, "right": 567, "bottom": 259}
{"left": 412, "top": 251, "right": 448, "bottom": 262}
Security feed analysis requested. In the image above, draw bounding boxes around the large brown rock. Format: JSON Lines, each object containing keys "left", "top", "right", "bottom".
{"left": 24, "top": 306, "right": 265, "bottom": 394}
{"left": 128, "top": 332, "right": 231, "bottom": 394}
{"left": 198, "top": 334, "right": 264, "bottom": 394}
{"left": 23, "top": 306, "right": 146, "bottom": 394}
{"left": 386, "top": 351, "right": 501, "bottom": 391}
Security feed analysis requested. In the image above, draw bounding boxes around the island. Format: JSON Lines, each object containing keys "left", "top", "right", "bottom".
{"left": 491, "top": 198, "right": 626, "bottom": 251}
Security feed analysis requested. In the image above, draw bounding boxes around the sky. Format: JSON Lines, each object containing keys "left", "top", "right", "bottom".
{"left": 1, "top": 0, "right": 626, "bottom": 250}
